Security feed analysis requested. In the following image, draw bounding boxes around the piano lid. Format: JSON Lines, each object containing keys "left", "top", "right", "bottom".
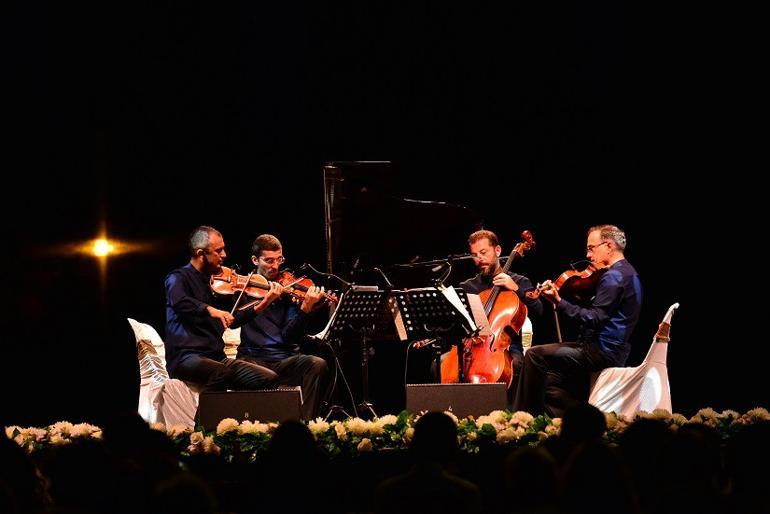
{"left": 324, "top": 161, "right": 482, "bottom": 289}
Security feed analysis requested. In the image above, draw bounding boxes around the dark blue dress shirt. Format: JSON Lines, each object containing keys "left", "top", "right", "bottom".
{"left": 237, "top": 297, "right": 312, "bottom": 362}
{"left": 459, "top": 271, "right": 544, "bottom": 319}
{"left": 556, "top": 258, "right": 642, "bottom": 366}
{"left": 164, "top": 263, "right": 257, "bottom": 376}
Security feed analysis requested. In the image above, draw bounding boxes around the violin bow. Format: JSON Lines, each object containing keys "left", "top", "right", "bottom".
{"left": 230, "top": 268, "right": 258, "bottom": 316}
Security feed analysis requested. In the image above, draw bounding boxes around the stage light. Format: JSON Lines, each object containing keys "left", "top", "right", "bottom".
{"left": 65, "top": 237, "right": 146, "bottom": 258}
{"left": 92, "top": 238, "right": 115, "bottom": 257}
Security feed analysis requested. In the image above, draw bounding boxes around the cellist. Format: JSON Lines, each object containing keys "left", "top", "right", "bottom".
{"left": 514, "top": 224, "right": 642, "bottom": 417}
{"left": 455, "top": 229, "right": 544, "bottom": 405}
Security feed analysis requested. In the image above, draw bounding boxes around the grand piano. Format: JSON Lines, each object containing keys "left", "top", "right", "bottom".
{"left": 323, "top": 161, "right": 482, "bottom": 289}
{"left": 321, "top": 161, "right": 483, "bottom": 416}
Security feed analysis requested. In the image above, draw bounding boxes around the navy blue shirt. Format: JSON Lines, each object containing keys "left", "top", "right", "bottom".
{"left": 459, "top": 271, "right": 544, "bottom": 319}
{"left": 556, "top": 259, "right": 642, "bottom": 366}
{"left": 237, "top": 297, "right": 312, "bottom": 362}
{"left": 164, "top": 263, "right": 257, "bottom": 376}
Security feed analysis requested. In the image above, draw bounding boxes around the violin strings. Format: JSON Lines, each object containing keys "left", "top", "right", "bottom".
{"left": 230, "top": 269, "right": 258, "bottom": 316}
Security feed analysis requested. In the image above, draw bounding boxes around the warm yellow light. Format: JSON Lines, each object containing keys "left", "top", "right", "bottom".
{"left": 92, "top": 238, "right": 115, "bottom": 257}
{"left": 54, "top": 236, "right": 149, "bottom": 258}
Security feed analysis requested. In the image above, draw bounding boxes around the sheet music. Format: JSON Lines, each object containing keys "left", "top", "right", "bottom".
{"left": 466, "top": 293, "right": 493, "bottom": 338}
{"left": 310, "top": 291, "right": 343, "bottom": 341}
{"left": 439, "top": 286, "right": 477, "bottom": 334}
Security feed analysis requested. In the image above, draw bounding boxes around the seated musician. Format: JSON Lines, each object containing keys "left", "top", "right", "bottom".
{"left": 235, "top": 234, "right": 330, "bottom": 420}
{"left": 453, "top": 229, "right": 543, "bottom": 405}
{"left": 514, "top": 224, "right": 642, "bottom": 417}
{"left": 164, "top": 226, "right": 281, "bottom": 393}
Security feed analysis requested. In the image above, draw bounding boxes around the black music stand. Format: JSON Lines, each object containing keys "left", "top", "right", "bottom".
{"left": 389, "top": 287, "right": 479, "bottom": 383}
{"left": 325, "top": 285, "right": 390, "bottom": 418}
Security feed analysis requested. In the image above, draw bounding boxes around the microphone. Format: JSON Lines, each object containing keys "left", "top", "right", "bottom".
{"left": 447, "top": 253, "right": 476, "bottom": 261}
{"left": 431, "top": 261, "right": 449, "bottom": 273}
{"left": 373, "top": 267, "right": 394, "bottom": 289}
{"left": 301, "top": 262, "right": 353, "bottom": 292}
{"left": 431, "top": 253, "right": 476, "bottom": 271}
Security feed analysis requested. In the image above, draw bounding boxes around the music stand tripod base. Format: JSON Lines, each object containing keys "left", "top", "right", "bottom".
{"left": 325, "top": 286, "right": 389, "bottom": 419}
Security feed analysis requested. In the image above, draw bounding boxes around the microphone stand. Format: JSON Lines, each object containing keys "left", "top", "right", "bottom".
{"left": 320, "top": 337, "right": 355, "bottom": 421}
{"left": 390, "top": 254, "right": 511, "bottom": 269}
{"left": 338, "top": 267, "right": 395, "bottom": 420}
{"left": 351, "top": 323, "right": 378, "bottom": 419}
{"left": 300, "top": 262, "right": 353, "bottom": 294}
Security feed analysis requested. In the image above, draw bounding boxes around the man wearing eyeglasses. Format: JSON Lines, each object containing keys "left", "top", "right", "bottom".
{"left": 236, "top": 234, "right": 329, "bottom": 420}
{"left": 164, "top": 226, "right": 282, "bottom": 393}
{"left": 514, "top": 224, "right": 642, "bottom": 417}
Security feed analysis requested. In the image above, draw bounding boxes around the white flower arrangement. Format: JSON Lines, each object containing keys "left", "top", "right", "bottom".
{"left": 201, "top": 435, "right": 221, "bottom": 455}
{"left": 375, "top": 414, "right": 398, "bottom": 429}
{"left": 215, "top": 418, "right": 240, "bottom": 435}
{"left": 357, "top": 438, "right": 373, "bottom": 452}
{"left": 308, "top": 417, "right": 331, "bottom": 436}
{"left": 238, "top": 420, "right": 270, "bottom": 435}
{"left": 333, "top": 421, "right": 348, "bottom": 442}
{"left": 167, "top": 424, "right": 193, "bottom": 438}
{"left": 6, "top": 407, "right": 768, "bottom": 460}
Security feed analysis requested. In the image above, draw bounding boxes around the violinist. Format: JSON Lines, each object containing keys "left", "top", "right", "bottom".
{"left": 515, "top": 225, "right": 642, "bottom": 417}
{"left": 164, "top": 226, "right": 282, "bottom": 394}
{"left": 456, "top": 230, "right": 543, "bottom": 403}
{"left": 236, "top": 234, "right": 329, "bottom": 420}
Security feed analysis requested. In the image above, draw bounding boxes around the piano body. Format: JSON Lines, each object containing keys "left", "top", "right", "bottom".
{"left": 321, "top": 161, "right": 482, "bottom": 415}
{"left": 324, "top": 161, "right": 482, "bottom": 289}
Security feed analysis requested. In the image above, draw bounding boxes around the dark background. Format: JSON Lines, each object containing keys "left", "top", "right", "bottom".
{"left": 3, "top": 1, "right": 762, "bottom": 426}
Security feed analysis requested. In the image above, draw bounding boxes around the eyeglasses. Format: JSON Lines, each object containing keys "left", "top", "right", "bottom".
{"left": 586, "top": 241, "right": 609, "bottom": 252}
{"left": 260, "top": 256, "right": 285, "bottom": 265}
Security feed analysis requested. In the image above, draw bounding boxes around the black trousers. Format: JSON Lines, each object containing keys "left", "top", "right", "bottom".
{"left": 514, "top": 342, "right": 614, "bottom": 418}
{"left": 239, "top": 354, "right": 329, "bottom": 420}
{"left": 173, "top": 354, "right": 276, "bottom": 392}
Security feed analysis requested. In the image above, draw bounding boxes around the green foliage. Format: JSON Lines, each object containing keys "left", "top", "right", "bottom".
{"left": 7, "top": 407, "right": 769, "bottom": 463}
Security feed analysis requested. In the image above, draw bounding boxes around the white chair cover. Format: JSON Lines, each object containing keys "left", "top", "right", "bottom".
{"left": 128, "top": 318, "right": 199, "bottom": 428}
{"left": 588, "top": 303, "right": 679, "bottom": 417}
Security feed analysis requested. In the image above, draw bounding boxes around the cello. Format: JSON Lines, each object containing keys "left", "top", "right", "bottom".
{"left": 440, "top": 230, "right": 535, "bottom": 387}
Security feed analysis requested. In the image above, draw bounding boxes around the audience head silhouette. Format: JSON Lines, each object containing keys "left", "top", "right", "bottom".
{"left": 504, "top": 446, "right": 558, "bottom": 514}
{"left": 411, "top": 411, "right": 458, "bottom": 464}
{"left": 0, "top": 436, "right": 42, "bottom": 514}
{"left": 560, "top": 402, "right": 607, "bottom": 446}
{"left": 266, "top": 419, "right": 321, "bottom": 465}
{"left": 156, "top": 472, "right": 218, "bottom": 514}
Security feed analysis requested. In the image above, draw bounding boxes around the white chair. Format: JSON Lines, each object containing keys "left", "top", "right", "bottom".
{"left": 521, "top": 316, "right": 534, "bottom": 352}
{"left": 588, "top": 303, "right": 679, "bottom": 417}
{"left": 128, "top": 318, "right": 200, "bottom": 428}
{"left": 129, "top": 319, "right": 244, "bottom": 428}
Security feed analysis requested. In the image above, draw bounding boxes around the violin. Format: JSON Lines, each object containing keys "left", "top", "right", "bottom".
{"left": 527, "top": 263, "right": 607, "bottom": 305}
{"left": 526, "top": 262, "right": 606, "bottom": 343}
{"left": 276, "top": 270, "right": 338, "bottom": 307}
{"left": 210, "top": 266, "right": 337, "bottom": 309}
